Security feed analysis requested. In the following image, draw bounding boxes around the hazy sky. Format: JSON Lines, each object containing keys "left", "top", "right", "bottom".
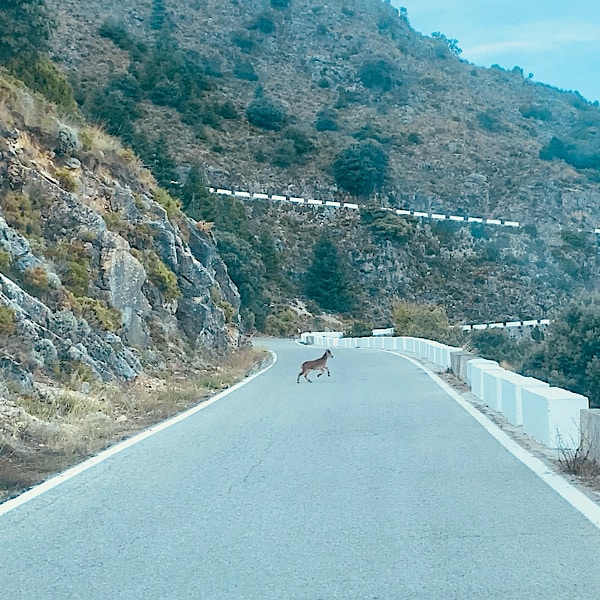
{"left": 393, "top": 1, "right": 600, "bottom": 103}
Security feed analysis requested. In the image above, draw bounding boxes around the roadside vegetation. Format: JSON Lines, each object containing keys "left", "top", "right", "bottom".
{"left": 390, "top": 298, "right": 600, "bottom": 409}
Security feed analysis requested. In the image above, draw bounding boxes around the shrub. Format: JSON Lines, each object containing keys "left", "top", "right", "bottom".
{"left": 540, "top": 136, "right": 600, "bottom": 171}
{"left": 246, "top": 97, "right": 286, "bottom": 130}
{"left": 304, "top": 234, "right": 353, "bottom": 313}
{"left": 332, "top": 141, "right": 388, "bottom": 197}
{"left": 0, "top": 192, "right": 42, "bottom": 238}
{"left": 315, "top": 109, "right": 338, "bottom": 132}
{"left": 477, "top": 110, "right": 504, "bottom": 133}
{"left": 469, "top": 329, "right": 533, "bottom": 371}
{"left": 248, "top": 14, "right": 276, "bottom": 34}
{"left": 46, "top": 240, "right": 92, "bottom": 297}
{"left": 146, "top": 253, "right": 181, "bottom": 301}
{"left": 23, "top": 265, "right": 51, "bottom": 293}
{"left": 151, "top": 187, "right": 181, "bottom": 220}
{"left": 264, "top": 309, "right": 299, "bottom": 337}
{"left": 358, "top": 57, "right": 398, "bottom": 92}
{"left": 0, "top": 305, "right": 16, "bottom": 335}
{"left": 284, "top": 127, "right": 315, "bottom": 156}
{"left": 54, "top": 168, "right": 78, "bottom": 192}
{"left": 232, "top": 32, "right": 255, "bottom": 53}
{"left": 233, "top": 61, "right": 259, "bottom": 81}
{"left": 345, "top": 321, "right": 372, "bottom": 337}
{"left": 216, "top": 231, "right": 267, "bottom": 330}
{"left": 75, "top": 297, "right": 122, "bottom": 332}
{"left": 522, "top": 298, "right": 600, "bottom": 407}
{"left": 392, "top": 301, "right": 451, "bottom": 343}
{"left": 520, "top": 104, "right": 552, "bottom": 121}
{"left": 0, "top": 250, "right": 11, "bottom": 273}
{"left": 0, "top": 0, "right": 52, "bottom": 64}
{"left": 210, "top": 286, "right": 236, "bottom": 323}
{"left": 361, "top": 207, "right": 415, "bottom": 244}
{"left": 11, "top": 57, "right": 77, "bottom": 114}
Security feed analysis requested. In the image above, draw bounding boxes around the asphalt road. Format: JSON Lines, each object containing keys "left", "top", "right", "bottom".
{"left": 2, "top": 339, "right": 600, "bottom": 599}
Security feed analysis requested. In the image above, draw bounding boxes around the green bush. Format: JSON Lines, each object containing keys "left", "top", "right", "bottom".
{"left": 360, "top": 207, "right": 415, "bottom": 244}
{"left": 0, "top": 192, "right": 42, "bottom": 238}
{"left": 477, "top": 110, "right": 504, "bottom": 133}
{"left": 11, "top": 57, "right": 77, "bottom": 113}
{"left": 248, "top": 14, "right": 276, "bottom": 34}
{"left": 0, "top": 305, "right": 16, "bottom": 335}
{"left": 520, "top": 104, "right": 552, "bottom": 121}
{"left": 232, "top": 32, "right": 255, "bottom": 53}
{"left": 233, "top": 61, "right": 259, "bottom": 81}
{"left": 315, "top": 109, "right": 338, "bottom": 132}
{"left": 264, "top": 309, "right": 299, "bottom": 337}
{"left": 0, "top": 250, "right": 11, "bottom": 273}
{"left": 469, "top": 329, "right": 533, "bottom": 370}
{"left": 151, "top": 187, "right": 182, "bottom": 220}
{"left": 345, "top": 321, "right": 372, "bottom": 337}
{"left": 522, "top": 298, "right": 600, "bottom": 407}
{"left": 332, "top": 141, "right": 388, "bottom": 197}
{"left": 392, "top": 301, "right": 451, "bottom": 343}
{"left": 0, "top": 0, "right": 52, "bottom": 64}
{"left": 246, "top": 97, "right": 286, "bottom": 130}
{"left": 540, "top": 136, "right": 600, "bottom": 171}
{"left": 216, "top": 231, "right": 267, "bottom": 330}
{"left": 144, "top": 250, "right": 182, "bottom": 302}
{"left": 76, "top": 297, "right": 122, "bottom": 332}
{"left": 358, "top": 57, "right": 398, "bottom": 92}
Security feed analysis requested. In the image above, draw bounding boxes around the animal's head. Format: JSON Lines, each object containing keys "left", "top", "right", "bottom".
{"left": 325, "top": 349, "right": 332, "bottom": 358}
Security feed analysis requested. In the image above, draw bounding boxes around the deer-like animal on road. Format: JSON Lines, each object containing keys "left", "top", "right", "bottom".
{"left": 297, "top": 349, "right": 332, "bottom": 383}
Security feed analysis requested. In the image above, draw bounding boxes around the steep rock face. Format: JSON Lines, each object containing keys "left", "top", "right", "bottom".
{"left": 0, "top": 79, "right": 242, "bottom": 384}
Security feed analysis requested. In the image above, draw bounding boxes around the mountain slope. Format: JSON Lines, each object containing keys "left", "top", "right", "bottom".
{"left": 41, "top": 0, "right": 600, "bottom": 329}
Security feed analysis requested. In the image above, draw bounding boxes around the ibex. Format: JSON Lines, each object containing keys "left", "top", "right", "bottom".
{"left": 297, "top": 349, "right": 332, "bottom": 383}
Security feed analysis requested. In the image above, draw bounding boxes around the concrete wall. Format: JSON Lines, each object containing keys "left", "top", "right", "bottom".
{"left": 300, "top": 332, "right": 590, "bottom": 451}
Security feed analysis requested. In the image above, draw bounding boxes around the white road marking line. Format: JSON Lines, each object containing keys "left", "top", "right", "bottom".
{"left": 392, "top": 351, "right": 600, "bottom": 530}
{"left": 0, "top": 353, "right": 277, "bottom": 517}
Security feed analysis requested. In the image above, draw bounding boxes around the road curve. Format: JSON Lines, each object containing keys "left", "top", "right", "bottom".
{"left": 1, "top": 339, "right": 600, "bottom": 599}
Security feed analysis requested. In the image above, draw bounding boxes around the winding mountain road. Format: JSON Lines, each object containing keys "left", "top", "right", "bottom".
{"left": 2, "top": 339, "right": 600, "bottom": 599}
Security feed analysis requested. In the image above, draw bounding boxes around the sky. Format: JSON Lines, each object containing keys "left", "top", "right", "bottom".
{"left": 392, "top": 1, "right": 600, "bottom": 103}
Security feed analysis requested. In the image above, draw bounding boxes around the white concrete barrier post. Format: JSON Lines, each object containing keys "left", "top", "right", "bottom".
{"left": 467, "top": 358, "right": 500, "bottom": 398}
{"left": 481, "top": 368, "right": 508, "bottom": 411}
{"left": 500, "top": 374, "right": 549, "bottom": 425}
{"left": 521, "top": 387, "right": 589, "bottom": 449}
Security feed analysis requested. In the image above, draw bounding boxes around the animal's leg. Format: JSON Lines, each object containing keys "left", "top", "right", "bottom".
{"left": 326, "top": 367, "right": 330, "bottom": 377}
{"left": 297, "top": 372, "right": 302, "bottom": 383}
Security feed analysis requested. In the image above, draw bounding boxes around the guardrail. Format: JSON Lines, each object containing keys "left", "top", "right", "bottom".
{"left": 460, "top": 319, "right": 550, "bottom": 332}
{"left": 210, "top": 187, "right": 600, "bottom": 237}
{"left": 209, "top": 187, "right": 518, "bottom": 229}
{"left": 300, "top": 331, "right": 589, "bottom": 451}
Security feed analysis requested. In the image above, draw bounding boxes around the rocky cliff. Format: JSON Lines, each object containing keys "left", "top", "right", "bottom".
{"left": 0, "top": 75, "right": 242, "bottom": 388}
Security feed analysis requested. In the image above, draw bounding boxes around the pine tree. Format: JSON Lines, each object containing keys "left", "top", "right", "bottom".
{"left": 304, "top": 234, "right": 353, "bottom": 312}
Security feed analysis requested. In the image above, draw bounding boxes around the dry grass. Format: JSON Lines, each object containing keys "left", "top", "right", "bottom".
{"left": 556, "top": 431, "right": 600, "bottom": 488}
{"left": 0, "top": 346, "right": 269, "bottom": 503}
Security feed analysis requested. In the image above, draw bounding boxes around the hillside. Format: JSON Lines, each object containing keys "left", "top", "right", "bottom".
{"left": 38, "top": 0, "right": 600, "bottom": 327}
{"left": 48, "top": 0, "right": 600, "bottom": 232}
